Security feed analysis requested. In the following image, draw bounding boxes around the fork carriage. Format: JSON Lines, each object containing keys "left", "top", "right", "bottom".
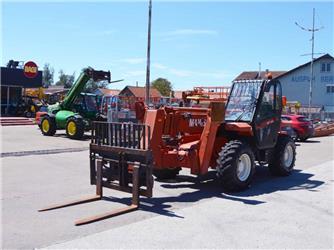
{"left": 39, "top": 121, "right": 154, "bottom": 226}
{"left": 90, "top": 121, "right": 153, "bottom": 198}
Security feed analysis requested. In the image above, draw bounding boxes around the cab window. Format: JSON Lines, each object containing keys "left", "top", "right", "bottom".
{"left": 257, "top": 84, "right": 275, "bottom": 120}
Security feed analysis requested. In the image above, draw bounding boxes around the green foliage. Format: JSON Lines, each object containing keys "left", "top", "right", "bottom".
{"left": 151, "top": 78, "right": 173, "bottom": 96}
{"left": 84, "top": 79, "right": 109, "bottom": 93}
{"left": 42, "top": 63, "right": 54, "bottom": 88}
{"left": 55, "top": 70, "right": 75, "bottom": 88}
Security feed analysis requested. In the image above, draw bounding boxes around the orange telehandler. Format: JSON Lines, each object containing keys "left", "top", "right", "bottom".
{"left": 39, "top": 77, "right": 296, "bottom": 225}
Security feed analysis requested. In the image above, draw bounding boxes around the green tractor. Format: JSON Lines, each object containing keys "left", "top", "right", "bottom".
{"left": 38, "top": 67, "right": 110, "bottom": 140}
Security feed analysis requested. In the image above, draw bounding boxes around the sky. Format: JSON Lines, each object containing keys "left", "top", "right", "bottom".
{"left": 1, "top": 0, "right": 333, "bottom": 90}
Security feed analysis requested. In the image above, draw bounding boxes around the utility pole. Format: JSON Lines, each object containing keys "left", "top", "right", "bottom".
{"left": 295, "top": 8, "right": 323, "bottom": 119}
{"left": 145, "top": 0, "right": 152, "bottom": 105}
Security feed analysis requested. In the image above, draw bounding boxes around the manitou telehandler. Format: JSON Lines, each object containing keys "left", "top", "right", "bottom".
{"left": 39, "top": 77, "right": 296, "bottom": 225}
{"left": 38, "top": 67, "right": 111, "bottom": 139}
{"left": 129, "top": 77, "right": 296, "bottom": 190}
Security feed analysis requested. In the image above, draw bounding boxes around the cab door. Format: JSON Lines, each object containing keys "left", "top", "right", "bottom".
{"left": 253, "top": 80, "right": 282, "bottom": 149}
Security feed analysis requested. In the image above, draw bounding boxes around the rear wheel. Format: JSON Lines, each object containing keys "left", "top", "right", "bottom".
{"left": 216, "top": 140, "right": 255, "bottom": 191}
{"left": 268, "top": 135, "right": 296, "bottom": 176}
{"left": 153, "top": 168, "right": 180, "bottom": 180}
{"left": 40, "top": 116, "right": 56, "bottom": 136}
{"left": 66, "top": 117, "right": 84, "bottom": 140}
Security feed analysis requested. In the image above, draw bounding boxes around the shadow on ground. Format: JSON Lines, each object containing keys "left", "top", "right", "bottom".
{"left": 102, "top": 165, "right": 324, "bottom": 219}
{"left": 52, "top": 133, "right": 91, "bottom": 141}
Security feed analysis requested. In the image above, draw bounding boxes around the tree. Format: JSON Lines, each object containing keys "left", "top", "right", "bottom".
{"left": 42, "top": 63, "right": 54, "bottom": 88}
{"left": 151, "top": 78, "right": 173, "bottom": 96}
{"left": 55, "top": 70, "right": 75, "bottom": 88}
{"left": 84, "top": 78, "right": 109, "bottom": 93}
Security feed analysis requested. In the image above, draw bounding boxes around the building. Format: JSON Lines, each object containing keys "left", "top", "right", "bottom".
{"left": 118, "top": 86, "right": 162, "bottom": 109}
{"left": 234, "top": 54, "right": 334, "bottom": 116}
{"left": 93, "top": 88, "right": 120, "bottom": 96}
{"left": 234, "top": 71, "right": 287, "bottom": 81}
{"left": 1, "top": 60, "right": 43, "bottom": 115}
{"left": 275, "top": 54, "right": 334, "bottom": 114}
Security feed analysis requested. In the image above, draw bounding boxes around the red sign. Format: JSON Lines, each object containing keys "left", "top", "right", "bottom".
{"left": 23, "top": 61, "right": 38, "bottom": 78}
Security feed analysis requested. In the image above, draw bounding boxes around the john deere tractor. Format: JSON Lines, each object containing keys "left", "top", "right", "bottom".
{"left": 39, "top": 67, "right": 110, "bottom": 139}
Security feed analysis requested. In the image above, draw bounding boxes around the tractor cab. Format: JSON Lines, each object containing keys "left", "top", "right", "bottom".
{"left": 72, "top": 93, "right": 100, "bottom": 120}
{"left": 224, "top": 79, "right": 282, "bottom": 149}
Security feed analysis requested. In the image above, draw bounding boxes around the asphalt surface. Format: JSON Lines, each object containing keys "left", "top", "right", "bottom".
{"left": 1, "top": 125, "right": 333, "bottom": 249}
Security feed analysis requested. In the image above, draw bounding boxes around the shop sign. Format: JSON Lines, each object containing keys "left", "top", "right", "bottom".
{"left": 23, "top": 61, "right": 38, "bottom": 78}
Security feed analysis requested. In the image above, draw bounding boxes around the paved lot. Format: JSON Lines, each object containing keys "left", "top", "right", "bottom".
{"left": 1, "top": 125, "right": 333, "bottom": 249}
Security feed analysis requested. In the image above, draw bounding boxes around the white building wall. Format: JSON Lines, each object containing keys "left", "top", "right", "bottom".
{"left": 278, "top": 57, "right": 334, "bottom": 112}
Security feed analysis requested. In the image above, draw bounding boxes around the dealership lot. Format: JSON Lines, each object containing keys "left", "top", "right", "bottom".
{"left": 1, "top": 126, "right": 333, "bottom": 249}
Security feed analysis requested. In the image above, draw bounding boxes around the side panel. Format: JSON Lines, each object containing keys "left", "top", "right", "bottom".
{"left": 55, "top": 110, "right": 76, "bottom": 128}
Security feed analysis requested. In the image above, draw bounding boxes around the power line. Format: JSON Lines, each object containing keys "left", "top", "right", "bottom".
{"left": 295, "top": 8, "right": 324, "bottom": 119}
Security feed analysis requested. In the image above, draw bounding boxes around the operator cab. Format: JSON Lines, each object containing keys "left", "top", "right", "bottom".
{"left": 72, "top": 93, "right": 99, "bottom": 118}
{"left": 224, "top": 79, "right": 283, "bottom": 149}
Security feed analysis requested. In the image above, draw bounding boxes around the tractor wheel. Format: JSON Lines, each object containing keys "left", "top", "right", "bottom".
{"left": 216, "top": 140, "right": 255, "bottom": 191}
{"left": 153, "top": 168, "right": 180, "bottom": 180}
{"left": 40, "top": 116, "right": 56, "bottom": 136}
{"left": 268, "top": 135, "right": 296, "bottom": 176}
{"left": 66, "top": 117, "right": 85, "bottom": 140}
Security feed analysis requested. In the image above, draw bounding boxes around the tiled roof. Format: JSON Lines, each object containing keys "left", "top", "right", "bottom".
{"left": 234, "top": 54, "right": 333, "bottom": 81}
{"left": 120, "top": 86, "right": 162, "bottom": 98}
{"left": 233, "top": 71, "right": 287, "bottom": 81}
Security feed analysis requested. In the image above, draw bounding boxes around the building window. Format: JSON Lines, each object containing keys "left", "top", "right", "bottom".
{"left": 321, "top": 63, "right": 326, "bottom": 72}
{"left": 321, "top": 63, "right": 331, "bottom": 72}
{"left": 326, "top": 85, "right": 334, "bottom": 93}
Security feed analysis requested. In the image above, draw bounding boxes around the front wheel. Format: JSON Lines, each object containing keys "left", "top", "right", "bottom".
{"left": 40, "top": 116, "right": 56, "bottom": 136}
{"left": 66, "top": 117, "right": 85, "bottom": 140}
{"left": 268, "top": 135, "right": 296, "bottom": 176}
{"left": 216, "top": 140, "right": 255, "bottom": 191}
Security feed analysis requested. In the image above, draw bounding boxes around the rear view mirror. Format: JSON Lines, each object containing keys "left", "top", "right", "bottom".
{"left": 282, "top": 96, "right": 287, "bottom": 107}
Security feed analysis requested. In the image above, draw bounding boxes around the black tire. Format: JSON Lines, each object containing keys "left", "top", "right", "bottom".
{"left": 216, "top": 140, "right": 255, "bottom": 191}
{"left": 153, "top": 168, "right": 180, "bottom": 180}
{"left": 268, "top": 135, "right": 296, "bottom": 176}
{"left": 66, "top": 117, "right": 85, "bottom": 140}
{"left": 25, "top": 111, "right": 32, "bottom": 118}
{"left": 299, "top": 136, "right": 309, "bottom": 142}
{"left": 40, "top": 116, "right": 56, "bottom": 136}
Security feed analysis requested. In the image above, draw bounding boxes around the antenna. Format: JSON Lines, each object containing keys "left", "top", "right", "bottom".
{"left": 295, "top": 8, "right": 324, "bottom": 119}
{"left": 145, "top": 0, "right": 152, "bottom": 105}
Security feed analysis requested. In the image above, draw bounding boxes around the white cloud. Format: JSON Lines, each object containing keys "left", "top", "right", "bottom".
{"left": 121, "top": 58, "right": 146, "bottom": 64}
{"left": 169, "top": 68, "right": 192, "bottom": 77}
{"left": 152, "top": 63, "right": 168, "bottom": 70}
{"left": 125, "top": 70, "right": 146, "bottom": 77}
{"left": 152, "top": 63, "right": 232, "bottom": 80}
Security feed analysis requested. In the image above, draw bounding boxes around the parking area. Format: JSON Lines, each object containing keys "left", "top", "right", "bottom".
{"left": 1, "top": 125, "right": 333, "bottom": 249}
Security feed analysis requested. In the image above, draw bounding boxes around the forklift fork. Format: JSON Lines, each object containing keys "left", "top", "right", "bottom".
{"left": 39, "top": 159, "right": 141, "bottom": 226}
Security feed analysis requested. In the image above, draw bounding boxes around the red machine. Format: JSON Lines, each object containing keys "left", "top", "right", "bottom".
{"left": 39, "top": 78, "right": 296, "bottom": 226}
{"left": 137, "top": 79, "right": 296, "bottom": 188}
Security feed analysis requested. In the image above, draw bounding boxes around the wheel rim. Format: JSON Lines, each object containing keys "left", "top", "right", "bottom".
{"left": 67, "top": 121, "right": 77, "bottom": 136}
{"left": 237, "top": 153, "right": 252, "bottom": 181}
{"left": 42, "top": 119, "right": 50, "bottom": 133}
{"left": 283, "top": 144, "right": 294, "bottom": 168}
